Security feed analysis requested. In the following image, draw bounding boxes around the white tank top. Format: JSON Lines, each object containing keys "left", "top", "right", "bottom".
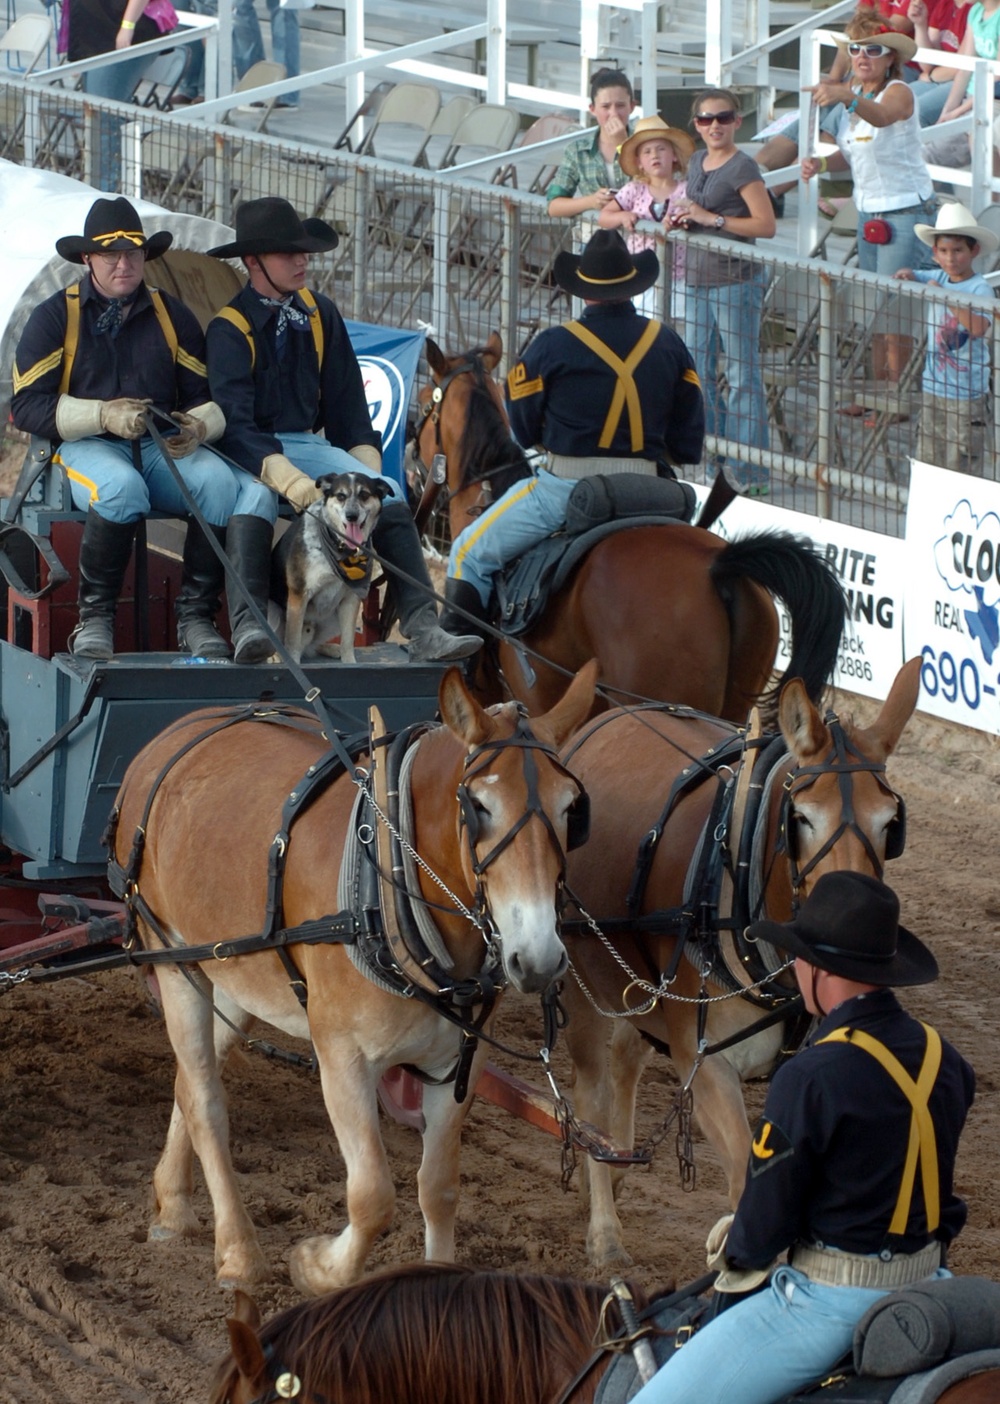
{"left": 837, "top": 80, "right": 933, "bottom": 212}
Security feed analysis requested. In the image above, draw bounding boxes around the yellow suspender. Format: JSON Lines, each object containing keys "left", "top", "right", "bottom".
{"left": 818, "top": 1023, "right": 943, "bottom": 1234}
{"left": 563, "top": 318, "right": 662, "bottom": 452}
{"left": 213, "top": 289, "right": 324, "bottom": 372}
{"left": 58, "top": 284, "right": 81, "bottom": 394}
{"left": 299, "top": 287, "right": 325, "bottom": 366}
{"left": 59, "top": 284, "right": 187, "bottom": 392}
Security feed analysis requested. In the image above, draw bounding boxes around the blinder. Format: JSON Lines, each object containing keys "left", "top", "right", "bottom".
{"left": 786, "top": 790, "right": 905, "bottom": 864}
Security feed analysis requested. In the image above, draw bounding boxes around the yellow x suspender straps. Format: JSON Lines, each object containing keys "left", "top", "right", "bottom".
{"left": 213, "top": 288, "right": 325, "bottom": 371}
{"left": 563, "top": 319, "right": 662, "bottom": 452}
{"left": 819, "top": 1023, "right": 943, "bottom": 1235}
{"left": 57, "top": 284, "right": 189, "bottom": 393}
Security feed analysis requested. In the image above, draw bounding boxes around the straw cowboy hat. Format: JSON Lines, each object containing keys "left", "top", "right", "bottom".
{"left": 832, "top": 25, "right": 918, "bottom": 63}
{"left": 618, "top": 114, "right": 696, "bottom": 179}
{"left": 207, "top": 196, "right": 339, "bottom": 259}
{"left": 55, "top": 196, "right": 172, "bottom": 264}
{"left": 553, "top": 229, "right": 659, "bottom": 302}
{"left": 915, "top": 201, "right": 1000, "bottom": 255}
{"left": 746, "top": 871, "right": 939, "bottom": 987}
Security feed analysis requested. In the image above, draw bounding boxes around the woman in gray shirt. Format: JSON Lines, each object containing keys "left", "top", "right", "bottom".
{"left": 670, "top": 88, "right": 776, "bottom": 493}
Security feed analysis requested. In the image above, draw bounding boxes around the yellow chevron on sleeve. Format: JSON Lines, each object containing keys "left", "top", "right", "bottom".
{"left": 176, "top": 347, "right": 207, "bottom": 377}
{"left": 506, "top": 362, "right": 544, "bottom": 400}
{"left": 683, "top": 367, "right": 702, "bottom": 389}
{"left": 12, "top": 347, "right": 63, "bottom": 393}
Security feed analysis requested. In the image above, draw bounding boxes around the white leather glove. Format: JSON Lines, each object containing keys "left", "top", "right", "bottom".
{"left": 705, "top": 1212, "right": 735, "bottom": 1271}
{"left": 348, "top": 443, "right": 383, "bottom": 474}
{"left": 182, "top": 400, "right": 226, "bottom": 444}
{"left": 100, "top": 397, "right": 152, "bottom": 439}
{"left": 55, "top": 395, "right": 104, "bottom": 442}
{"left": 261, "top": 453, "right": 322, "bottom": 511}
{"left": 163, "top": 412, "right": 206, "bottom": 460}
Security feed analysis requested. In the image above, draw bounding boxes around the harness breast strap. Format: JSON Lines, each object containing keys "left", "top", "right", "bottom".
{"left": 212, "top": 288, "right": 325, "bottom": 371}
{"left": 819, "top": 1023, "right": 943, "bottom": 1235}
{"left": 564, "top": 319, "right": 661, "bottom": 452}
{"left": 59, "top": 284, "right": 185, "bottom": 395}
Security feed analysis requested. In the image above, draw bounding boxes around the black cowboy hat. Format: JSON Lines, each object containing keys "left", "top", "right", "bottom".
{"left": 207, "top": 197, "right": 339, "bottom": 259}
{"left": 553, "top": 229, "right": 659, "bottom": 302}
{"left": 747, "top": 872, "right": 938, "bottom": 987}
{"left": 56, "top": 196, "right": 173, "bottom": 264}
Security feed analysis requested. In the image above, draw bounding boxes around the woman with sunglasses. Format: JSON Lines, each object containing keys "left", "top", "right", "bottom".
{"left": 669, "top": 89, "right": 775, "bottom": 494}
{"left": 801, "top": 20, "right": 935, "bottom": 280}
{"left": 801, "top": 16, "right": 935, "bottom": 408}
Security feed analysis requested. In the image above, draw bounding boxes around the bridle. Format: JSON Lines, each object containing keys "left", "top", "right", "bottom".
{"left": 781, "top": 712, "right": 906, "bottom": 893}
{"left": 410, "top": 353, "right": 527, "bottom": 521}
{"left": 457, "top": 714, "right": 590, "bottom": 886}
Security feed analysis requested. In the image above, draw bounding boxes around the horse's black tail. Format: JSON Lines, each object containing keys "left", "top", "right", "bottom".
{"left": 710, "top": 530, "right": 846, "bottom": 704}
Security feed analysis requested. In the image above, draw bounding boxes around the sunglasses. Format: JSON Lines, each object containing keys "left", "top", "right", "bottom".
{"left": 847, "top": 42, "right": 893, "bottom": 56}
{"left": 693, "top": 110, "right": 738, "bottom": 126}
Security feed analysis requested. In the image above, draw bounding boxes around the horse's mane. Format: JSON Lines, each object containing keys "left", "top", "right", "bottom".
{"left": 210, "top": 1262, "right": 636, "bottom": 1404}
{"left": 457, "top": 356, "right": 532, "bottom": 499}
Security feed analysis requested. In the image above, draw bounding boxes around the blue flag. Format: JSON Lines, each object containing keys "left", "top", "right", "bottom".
{"left": 345, "top": 320, "right": 424, "bottom": 494}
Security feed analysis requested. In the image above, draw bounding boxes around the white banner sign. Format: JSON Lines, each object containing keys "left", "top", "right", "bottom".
{"left": 700, "top": 493, "right": 906, "bottom": 701}
{"left": 903, "top": 460, "right": 1000, "bottom": 734}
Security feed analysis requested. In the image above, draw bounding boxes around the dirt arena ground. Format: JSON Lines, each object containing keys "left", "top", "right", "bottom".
{"left": 1, "top": 684, "right": 998, "bottom": 1403}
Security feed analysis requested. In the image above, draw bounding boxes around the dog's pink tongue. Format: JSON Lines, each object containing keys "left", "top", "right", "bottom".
{"left": 344, "top": 521, "right": 365, "bottom": 548}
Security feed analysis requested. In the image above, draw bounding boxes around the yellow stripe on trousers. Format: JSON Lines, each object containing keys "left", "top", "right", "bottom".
{"left": 54, "top": 452, "right": 101, "bottom": 505}
{"left": 451, "top": 476, "right": 541, "bottom": 580}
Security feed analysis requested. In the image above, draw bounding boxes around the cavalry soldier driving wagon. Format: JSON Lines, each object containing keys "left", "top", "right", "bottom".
{"left": 11, "top": 197, "right": 276, "bottom": 662}
{"left": 440, "top": 228, "right": 705, "bottom": 635}
{"left": 631, "top": 871, "right": 976, "bottom": 1404}
{"left": 205, "top": 197, "right": 481, "bottom": 665}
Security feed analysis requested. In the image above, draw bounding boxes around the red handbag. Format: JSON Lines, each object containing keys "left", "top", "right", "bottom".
{"left": 863, "top": 218, "right": 893, "bottom": 245}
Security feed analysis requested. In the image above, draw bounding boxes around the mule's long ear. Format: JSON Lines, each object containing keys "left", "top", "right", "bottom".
{"left": 857, "top": 656, "right": 922, "bottom": 761}
{"left": 226, "top": 1292, "right": 268, "bottom": 1389}
{"left": 779, "top": 676, "right": 829, "bottom": 760}
{"left": 426, "top": 337, "right": 448, "bottom": 379}
{"left": 439, "top": 667, "right": 492, "bottom": 747}
{"left": 482, "top": 330, "right": 503, "bottom": 371}
{"left": 534, "top": 658, "right": 599, "bottom": 748}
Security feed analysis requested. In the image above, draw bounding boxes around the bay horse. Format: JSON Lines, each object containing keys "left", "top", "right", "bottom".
{"left": 412, "top": 333, "right": 845, "bottom": 721}
{"left": 209, "top": 1263, "right": 1000, "bottom": 1404}
{"left": 559, "top": 658, "right": 922, "bottom": 1269}
{"left": 110, "top": 663, "right": 597, "bottom": 1292}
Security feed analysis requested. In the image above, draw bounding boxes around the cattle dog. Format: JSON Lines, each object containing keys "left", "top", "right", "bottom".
{"left": 272, "top": 471, "right": 386, "bottom": 664}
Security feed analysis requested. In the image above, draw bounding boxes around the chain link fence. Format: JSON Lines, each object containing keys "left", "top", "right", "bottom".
{"left": 4, "top": 78, "right": 999, "bottom": 541}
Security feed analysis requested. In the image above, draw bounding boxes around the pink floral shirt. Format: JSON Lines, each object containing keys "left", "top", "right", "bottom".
{"left": 615, "top": 179, "right": 687, "bottom": 284}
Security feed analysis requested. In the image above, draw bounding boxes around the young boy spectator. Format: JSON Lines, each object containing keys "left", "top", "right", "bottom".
{"left": 546, "top": 68, "right": 636, "bottom": 220}
{"left": 894, "top": 202, "right": 998, "bottom": 474}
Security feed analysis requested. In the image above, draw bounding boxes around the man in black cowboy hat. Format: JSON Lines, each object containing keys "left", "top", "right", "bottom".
{"left": 11, "top": 196, "right": 275, "bottom": 661}
{"left": 441, "top": 228, "right": 704, "bottom": 633}
{"left": 629, "top": 870, "right": 975, "bottom": 1404}
{"left": 204, "top": 197, "right": 480, "bottom": 665}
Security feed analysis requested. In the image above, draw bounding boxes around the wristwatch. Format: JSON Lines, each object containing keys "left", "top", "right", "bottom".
{"left": 714, "top": 214, "right": 726, "bottom": 230}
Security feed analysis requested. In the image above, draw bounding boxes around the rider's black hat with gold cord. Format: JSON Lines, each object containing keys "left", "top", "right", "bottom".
{"left": 747, "top": 871, "right": 938, "bottom": 987}
{"left": 553, "top": 229, "right": 659, "bottom": 302}
{"left": 56, "top": 197, "right": 173, "bottom": 264}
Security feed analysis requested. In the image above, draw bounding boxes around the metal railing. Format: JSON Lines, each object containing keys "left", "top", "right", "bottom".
{"left": 2, "top": 80, "right": 998, "bottom": 540}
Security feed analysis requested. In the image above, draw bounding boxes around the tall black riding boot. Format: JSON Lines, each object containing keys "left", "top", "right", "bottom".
{"left": 439, "top": 577, "right": 490, "bottom": 641}
{"left": 226, "top": 514, "right": 275, "bottom": 664}
{"left": 70, "top": 509, "right": 137, "bottom": 660}
{"left": 176, "top": 520, "right": 230, "bottom": 658}
{"left": 373, "top": 501, "right": 482, "bottom": 663}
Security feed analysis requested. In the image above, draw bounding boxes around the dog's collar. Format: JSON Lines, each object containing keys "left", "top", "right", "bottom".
{"left": 308, "top": 506, "right": 373, "bottom": 585}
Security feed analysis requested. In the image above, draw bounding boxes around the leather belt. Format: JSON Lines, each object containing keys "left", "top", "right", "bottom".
{"left": 791, "top": 1240, "right": 941, "bottom": 1289}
